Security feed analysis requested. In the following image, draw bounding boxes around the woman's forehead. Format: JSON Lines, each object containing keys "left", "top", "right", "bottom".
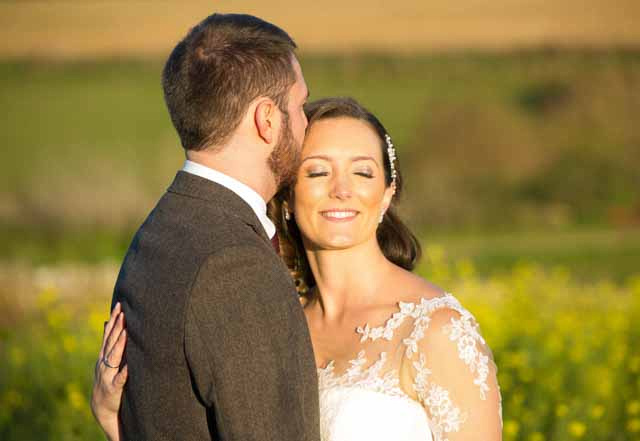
{"left": 302, "top": 117, "right": 381, "bottom": 158}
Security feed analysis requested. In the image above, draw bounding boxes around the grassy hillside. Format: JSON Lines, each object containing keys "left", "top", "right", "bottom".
{"left": 1, "top": 51, "right": 639, "bottom": 280}
{"left": 2, "top": 51, "right": 638, "bottom": 229}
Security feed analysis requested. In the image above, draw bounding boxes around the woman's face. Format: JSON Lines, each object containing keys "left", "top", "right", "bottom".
{"left": 292, "top": 117, "right": 395, "bottom": 250}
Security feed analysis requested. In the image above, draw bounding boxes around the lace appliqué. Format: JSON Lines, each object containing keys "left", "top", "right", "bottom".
{"left": 442, "top": 313, "right": 491, "bottom": 399}
{"left": 413, "top": 353, "right": 468, "bottom": 441}
{"left": 356, "top": 293, "right": 464, "bottom": 351}
{"left": 318, "top": 351, "right": 407, "bottom": 398}
{"left": 356, "top": 301, "right": 415, "bottom": 342}
{"left": 319, "top": 292, "right": 499, "bottom": 439}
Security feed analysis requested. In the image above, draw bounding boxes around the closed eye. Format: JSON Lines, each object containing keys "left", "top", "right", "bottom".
{"left": 355, "top": 172, "right": 374, "bottom": 178}
{"left": 307, "top": 171, "right": 329, "bottom": 178}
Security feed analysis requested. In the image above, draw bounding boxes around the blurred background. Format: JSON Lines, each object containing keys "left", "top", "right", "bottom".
{"left": 1, "top": 1, "right": 639, "bottom": 440}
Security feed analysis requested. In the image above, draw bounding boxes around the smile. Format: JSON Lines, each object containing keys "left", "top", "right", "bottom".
{"left": 320, "top": 210, "right": 359, "bottom": 221}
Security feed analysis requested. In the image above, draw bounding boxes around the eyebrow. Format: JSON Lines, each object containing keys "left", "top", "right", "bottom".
{"left": 301, "top": 154, "right": 379, "bottom": 166}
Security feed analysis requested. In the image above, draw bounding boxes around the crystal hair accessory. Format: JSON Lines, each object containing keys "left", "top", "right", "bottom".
{"left": 384, "top": 134, "right": 397, "bottom": 185}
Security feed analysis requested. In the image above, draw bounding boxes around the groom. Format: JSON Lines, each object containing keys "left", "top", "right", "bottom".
{"left": 103, "top": 13, "right": 319, "bottom": 441}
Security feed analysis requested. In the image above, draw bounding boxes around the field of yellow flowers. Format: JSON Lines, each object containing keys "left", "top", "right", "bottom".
{"left": 1, "top": 248, "right": 639, "bottom": 440}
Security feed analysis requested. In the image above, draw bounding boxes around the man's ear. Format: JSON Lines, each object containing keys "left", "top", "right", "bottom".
{"left": 254, "top": 98, "right": 280, "bottom": 144}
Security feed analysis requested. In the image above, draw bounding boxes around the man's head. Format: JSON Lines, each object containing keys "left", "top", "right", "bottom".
{"left": 162, "top": 13, "right": 309, "bottom": 188}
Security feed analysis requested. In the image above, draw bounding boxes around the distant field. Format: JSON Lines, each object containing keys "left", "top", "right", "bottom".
{"left": 1, "top": 0, "right": 639, "bottom": 58}
{"left": 3, "top": 227, "right": 639, "bottom": 285}
{"left": 420, "top": 228, "right": 640, "bottom": 284}
{"left": 1, "top": 51, "right": 638, "bottom": 284}
{"left": 1, "top": 52, "right": 638, "bottom": 231}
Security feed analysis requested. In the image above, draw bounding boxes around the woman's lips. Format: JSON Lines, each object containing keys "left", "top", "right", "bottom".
{"left": 320, "top": 209, "right": 359, "bottom": 222}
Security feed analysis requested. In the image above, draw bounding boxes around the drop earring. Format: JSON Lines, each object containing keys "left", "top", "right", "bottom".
{"left": 284, "top": 206, "right": 291, "bottom": 221}
{"left": 378, "top": 210, "right": 385, "bottom": 224}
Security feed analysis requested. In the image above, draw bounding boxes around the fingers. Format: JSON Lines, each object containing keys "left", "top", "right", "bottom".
{"left": 114, "top": 364, "right": 128, "bottom": 388}
{"left": 103, "top": 312, "right": 125, "bottom": 364}
{"left": 100, "top": 302, "right": 121, "bottom": 359}
{"left": 104, "top": 328, "right": 127, "bottom": 371}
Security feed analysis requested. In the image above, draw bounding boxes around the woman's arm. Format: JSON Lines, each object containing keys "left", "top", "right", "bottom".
{"left": 410, "top": 307, "right": 503, "bottom": 441}
{"left": 91, "top": 302, "right": 128, "bottom": 441}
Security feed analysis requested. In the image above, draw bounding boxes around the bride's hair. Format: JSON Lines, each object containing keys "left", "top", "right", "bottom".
{"left": 269, "top": 97, "right": 422, "bottom": 296}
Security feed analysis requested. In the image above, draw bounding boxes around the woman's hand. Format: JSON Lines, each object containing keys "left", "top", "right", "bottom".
{"left": 91, "top": 302, "right": 128, "bottom": 441}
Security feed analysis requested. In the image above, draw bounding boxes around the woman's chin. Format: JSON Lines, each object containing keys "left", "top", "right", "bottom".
{"left": 313, "top": 234, "right": 362, "bottom": 251}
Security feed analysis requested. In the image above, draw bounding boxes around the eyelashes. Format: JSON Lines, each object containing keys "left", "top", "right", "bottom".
{"left": 305, "top": 171, "right": 375, "bottom": 179}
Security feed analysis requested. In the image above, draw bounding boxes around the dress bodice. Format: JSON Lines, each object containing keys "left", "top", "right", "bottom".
{"left": 320, "top": 387, "right": 433, "bottom": 441}
{"left": 316, "top": 292, "right": 503, "bottom": 441}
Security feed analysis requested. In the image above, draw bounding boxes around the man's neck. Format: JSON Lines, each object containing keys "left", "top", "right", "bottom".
{"left": 186, "top": 149, "right": 276, "bottom": 202}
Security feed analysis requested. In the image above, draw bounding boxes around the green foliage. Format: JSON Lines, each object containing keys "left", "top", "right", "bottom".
{"left": 0, "top": 290, "right": 105, "bottom": 440}
{"left": 1, "top": 259, "right": 638, "bottom": 440}
{"left": 418, "top": 251, "right": 640, "bottom": 441}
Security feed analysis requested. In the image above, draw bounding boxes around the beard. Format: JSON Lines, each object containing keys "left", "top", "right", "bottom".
{"left": 268, "top": 111, "right": 302, "bottom": 190}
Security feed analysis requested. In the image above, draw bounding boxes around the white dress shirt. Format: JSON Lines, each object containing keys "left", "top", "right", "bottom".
{"left": 181, "top": 160, "right": 276, "bottom": 239}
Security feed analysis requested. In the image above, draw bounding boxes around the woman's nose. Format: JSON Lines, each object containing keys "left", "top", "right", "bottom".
{"left": 329, "top": 175, "right": 352, "bottom": 200}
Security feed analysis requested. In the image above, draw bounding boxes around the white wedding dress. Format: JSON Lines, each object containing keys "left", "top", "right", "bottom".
{"left": 316, "top": 292, "right": 503, "bottom": 441}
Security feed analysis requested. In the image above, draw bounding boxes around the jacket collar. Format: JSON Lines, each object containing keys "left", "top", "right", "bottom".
{"left": 167, "top": 171, "right": 271, "bottom": 245}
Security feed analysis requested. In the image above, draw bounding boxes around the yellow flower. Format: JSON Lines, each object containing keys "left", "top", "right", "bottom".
{"left": 568, "top": 421, "right": 586, "bottom": 438}
{"left": 595, "top": 377, "right": 613, "bottom": 398}
{"left": 89, "top": 309, "right": 108, "bottom": 334}
{"left": 628, "top": 401, "right": 640, "bottom": 415}
{"left": 455, "top": 258, "right": 475, "bottom": 278}
{"left": 628, "top": 418, "right": 640, "bottom": 433}
{"left": 66, "top": 383, "right": 86, "bottom": 412}
{"left": 511, "top": 391, "right": 525, "bottom": 407}
{"left": 569, "top": 343, "right": 586, "bottom": 362}
{"left": 506, "top": 351, "right": 528, "bottom": 368}
{"left": 46, "top": 308, "right": 71, "bottom": 329}
{"left": 590, "top": 404, "right": 605, "bottom": 420}
{"left": 63, "top": 335, "right": 77, "bottom": 353}
{"left": 528, "top": 431, "right": 545, "bottom": 441}
{"left": 546, "top": 334, "right": 564, "bottom": 353}
{"left": 36, "top": 288, "right": 58, "bottom": 309}
{"left": 556, "top": 404, "right": 569, "bottom": 418}
{"left": 504, "top": 420, "right": 520, "bottom": 438}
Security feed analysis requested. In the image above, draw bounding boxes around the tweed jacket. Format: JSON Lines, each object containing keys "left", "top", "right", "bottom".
{"left": 111, "top": 171, "right": 320, "bottom": 441}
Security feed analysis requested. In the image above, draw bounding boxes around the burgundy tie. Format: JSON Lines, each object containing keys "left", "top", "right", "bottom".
{"left": 270, "top": 232, "right": 280, "bottom": 253}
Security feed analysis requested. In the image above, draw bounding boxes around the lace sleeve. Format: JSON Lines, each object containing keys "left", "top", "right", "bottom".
{"left": 407, "top": 305, "right": 503, "bottom": 441}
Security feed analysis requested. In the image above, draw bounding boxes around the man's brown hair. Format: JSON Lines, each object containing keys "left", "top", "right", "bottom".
{"left": 162, "top": 13, "right": 298, "bottom": 151}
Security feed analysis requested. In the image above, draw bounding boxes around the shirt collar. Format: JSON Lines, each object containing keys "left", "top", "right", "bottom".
{"left": 181, "top": 160, "right": 276, "bottom": 239}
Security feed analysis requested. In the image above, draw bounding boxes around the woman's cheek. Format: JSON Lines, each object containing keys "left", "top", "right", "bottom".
{"left": 356, "top": 184, "right": 381, "bottom": 209}
{"left": 294, "top": 181, "right": 320, "bottom": 223}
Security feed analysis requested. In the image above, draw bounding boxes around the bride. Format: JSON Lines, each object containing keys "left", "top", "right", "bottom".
{"left": 92, "top": 97, "right": 503, "bottom": 441}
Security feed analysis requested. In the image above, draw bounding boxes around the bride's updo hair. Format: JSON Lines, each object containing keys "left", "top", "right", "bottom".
{"left": 269, "top": 97, "right": 421, "bottom": 295}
